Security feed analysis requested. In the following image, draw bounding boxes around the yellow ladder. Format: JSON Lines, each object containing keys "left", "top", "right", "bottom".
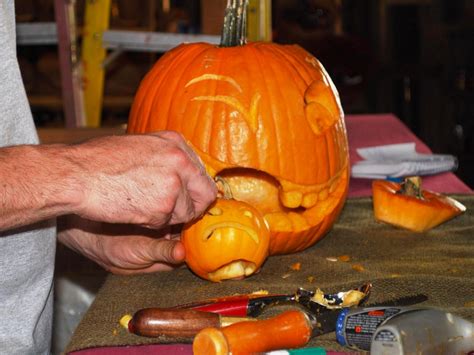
{"left": 81, "top": 0, "right": 111, "bottom": 127}
{"left": 247, "top": 0, "right": 272, "bottom": 42}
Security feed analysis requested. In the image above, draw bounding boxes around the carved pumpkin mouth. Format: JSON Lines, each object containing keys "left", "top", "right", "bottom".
{"left": 218, "top": 167, "right": 348, "bottom": 234}
{"left": 203, "top": 225, "right": 261, "bottom": 281}
{"left": 207, "top": 260, "right": 257, "bottom": 282}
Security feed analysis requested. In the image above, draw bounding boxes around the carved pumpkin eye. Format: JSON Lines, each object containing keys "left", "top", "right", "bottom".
{"left": 243, "top": 210, "right": 253, "bottom": 218}
{"left": 208, "top": 207, "right": 223, "bottom": 216}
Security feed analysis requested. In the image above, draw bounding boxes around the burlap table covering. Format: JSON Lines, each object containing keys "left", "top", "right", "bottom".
{"left": 66, "top": 196, "right": 474, "bottom": 353}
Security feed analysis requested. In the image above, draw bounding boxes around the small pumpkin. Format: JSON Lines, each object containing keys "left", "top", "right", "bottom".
{"left": 127, "top": 0, "right": 349, "bottom": 259}
{"left": 372, "top": 177, "right": 466, "bottom": 232}
{"left": 182, "top": 198, "right": 270, "bottom": 282}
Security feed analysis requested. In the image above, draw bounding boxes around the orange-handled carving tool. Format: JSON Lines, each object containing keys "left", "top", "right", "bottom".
{"left": 193, "top": 309, "right": 312, "bottom": 355}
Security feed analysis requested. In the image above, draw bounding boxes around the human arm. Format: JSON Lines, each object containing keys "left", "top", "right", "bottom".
{"left": 0, "top": 131, "right": 217, "bottom": 232}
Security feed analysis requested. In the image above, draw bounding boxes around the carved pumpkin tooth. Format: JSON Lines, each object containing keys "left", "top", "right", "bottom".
{"left": 208, "top": 261, "right": 246, "bottom": 282}
{"left": 302, "top": 192, "right": 318, "bottom": 208}
{"left": 288, "top": 212, "right": 310, "bottom": 230}
{"left": 244, "top": 264, "right": 256, "bottom": 276}
{"left": 318, "top": 188, "right": 329, "bottom": 201}
{"left": 264, "top": 212, "right": 293, "bottom": 231}
{"left": 280, "top": 190, "right": 303, "bottom": 208}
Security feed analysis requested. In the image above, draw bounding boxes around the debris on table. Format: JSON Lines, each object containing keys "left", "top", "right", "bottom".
{"left": 352, "top": 264, "right": 365, "bottom": 272}
{"left": 290, "top": 262, "right": 302, "bottom": 271}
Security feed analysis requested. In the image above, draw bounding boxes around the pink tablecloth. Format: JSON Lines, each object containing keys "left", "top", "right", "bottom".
{"left": 69, "top": 114, "right": 471, "bottom": 355}
{"left": 346, "top": 114, "right": 472, "bottom": 197}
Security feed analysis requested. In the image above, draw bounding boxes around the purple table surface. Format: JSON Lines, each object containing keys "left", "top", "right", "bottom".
{"left": 346, "top": 114, "right": 472, "bottom": 197}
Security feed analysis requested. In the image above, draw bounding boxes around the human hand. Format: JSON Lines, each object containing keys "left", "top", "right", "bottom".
{"left": 68, "top": 131, "right": 217, "bottom": 229}
{"left": 58, "top": 215, "right": 186, "bottom": 274}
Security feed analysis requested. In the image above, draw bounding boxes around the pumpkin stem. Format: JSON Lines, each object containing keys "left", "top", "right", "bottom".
{"left": 215, "top": 176, "right": 234, "bottom": 200}
{"left": 220, "top": 0, "right": 248, "bottom": 47}
{"left": 400, "top": 176, "right": 424, "bottom": 199}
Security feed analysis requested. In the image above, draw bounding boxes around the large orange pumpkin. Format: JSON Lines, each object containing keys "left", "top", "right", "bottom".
{"left": 127, "top": 2, "right": 349, "bottom": 259}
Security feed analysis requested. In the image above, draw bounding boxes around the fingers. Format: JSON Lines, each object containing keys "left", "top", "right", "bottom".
{"left": 169, "top": 184, "right": 196, "bottom": 225}
{"left": 75, "top": 131, "right": 216, "bottom": 230}
{"left": 184, "top": 171, "right": 217, "bottom": 218}
{"left": 153, "top": 131, "right": 217, "bottom": 224}
{"left": 146, "top": 238, "right": 186, "bottom": 265}
{"left": 104, "top": 238, "right": 186, "bottom": 276}
{"left": 156, "top": 131, "right": 206, "bottom": 174}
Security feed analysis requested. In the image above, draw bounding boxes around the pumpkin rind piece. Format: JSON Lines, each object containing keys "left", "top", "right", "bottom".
{"left": 372, "top": 180, "right": 466, "bottom": 232}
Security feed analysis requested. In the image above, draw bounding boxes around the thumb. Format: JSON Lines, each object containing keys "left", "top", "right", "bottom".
{"left": 146, "top": 239, "right": 186, "bottom": 265}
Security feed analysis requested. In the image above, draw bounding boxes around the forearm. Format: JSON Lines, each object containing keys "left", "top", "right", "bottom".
{"left": 1, "top": 132, "right": 216, "bottom": 232}
{"left": 0, "top": 144, "right": 82, "bottom": 231}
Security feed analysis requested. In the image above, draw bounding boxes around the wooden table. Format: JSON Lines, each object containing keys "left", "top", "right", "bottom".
{"left": 66, "top": 114, "right": 472, "bottom": 355}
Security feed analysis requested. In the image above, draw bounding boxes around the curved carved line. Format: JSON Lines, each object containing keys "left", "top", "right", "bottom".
{"left": 185, "top": 74, "right": 243, "bottom": 92}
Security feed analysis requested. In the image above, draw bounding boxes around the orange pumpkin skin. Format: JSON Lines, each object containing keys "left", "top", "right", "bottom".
{"left": 372, "top": 180, "right": 466, "bottom": 232}
{"left": 128, "top": 41, "right": 349, "bottom": 255}
{"left": 182, "top": 198, "right": 270, "bottom": 282}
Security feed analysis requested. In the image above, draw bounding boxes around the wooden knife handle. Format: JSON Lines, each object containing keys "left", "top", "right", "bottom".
{"left": 128, "top": 308, "right": 222, "bottom": 338}
{"left": 193, "top": 310, "right": 312, "bottom": 355}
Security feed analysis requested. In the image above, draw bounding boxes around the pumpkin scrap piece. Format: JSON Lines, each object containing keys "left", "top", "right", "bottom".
{"left": 310, "top": 287, "right": 368, "bottom": 309}
{"left": 464, "top": 301, "right": 474, "bottom": 308}
{"left": 251, "top": 290, "right": 269, "bottom": 295}
{"left": 352, "top": 264, "right": 365, "bottom": 272}
{"left": 119, "top": 314, "right": 132, "bottom": 330}
{"left": 290, "top": 262, "right": 302, "bottom": 271}
{"left": 372, "top": 177, "right": 466, "bottom": 232}
{"left": 337, "top": 255, "right": 351, "bottom": 262}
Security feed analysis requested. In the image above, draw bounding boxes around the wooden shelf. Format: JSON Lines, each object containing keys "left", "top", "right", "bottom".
{"left": 37, "top": 126, "right": 126, "bottom": 144}
{"left": 29, "top": 95, "right": 134, "bottom": 110}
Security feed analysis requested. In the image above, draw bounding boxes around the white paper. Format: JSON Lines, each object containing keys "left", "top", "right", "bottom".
{"left": 351, "top": 143, "right": 458, "bottom": 179}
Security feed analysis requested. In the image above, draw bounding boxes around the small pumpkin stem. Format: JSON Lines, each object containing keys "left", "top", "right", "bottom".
{"left": 220, "top": 0, "right": 248, "bottom": 47}
{"left": 400, "top": 176, "right": 424, "bottom": 199}
{"left": 215, "top": 176, "right": 234, "bottom": 200}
